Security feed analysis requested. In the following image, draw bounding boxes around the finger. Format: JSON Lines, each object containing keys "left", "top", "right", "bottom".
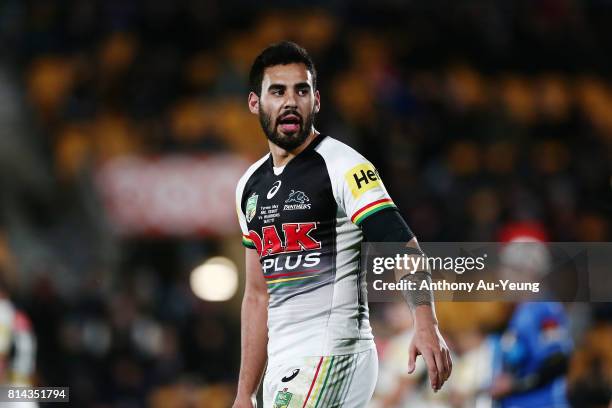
{"left": 438, "top": 347, "right": 451, "bottom": 383}
{"left": 433, "top": 349, "right": 446, "bottom": 389}
{"left": 407, "top": 343, "right": 418, "bottom": 374}
{"left": 422, "top": 349, "right": 439, "bottom": 391}
{"left": 445, "top": 348, "right": 453, "bottom": 378}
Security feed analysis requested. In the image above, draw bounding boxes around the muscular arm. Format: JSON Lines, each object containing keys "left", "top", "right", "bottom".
{"left": 361, "top": 209, "right": 452, "bottom": 391}
{"left": 234, "top": 249, "right": 269, "bottom": 407}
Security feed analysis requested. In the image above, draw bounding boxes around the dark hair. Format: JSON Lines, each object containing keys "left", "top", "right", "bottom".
{"left": 249, "top": 41, "right": 317, "bottom": 96}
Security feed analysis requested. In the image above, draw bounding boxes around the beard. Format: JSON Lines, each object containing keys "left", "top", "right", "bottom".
{"left": 259, "top": 106, "right": 316, "bottom": 151}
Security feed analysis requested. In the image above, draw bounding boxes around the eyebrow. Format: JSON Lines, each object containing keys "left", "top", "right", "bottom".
{"left": 267, "top": 82, "right": 312, "bottom": 92}
{"left": 267, "top": 84, "right": 285, "bottom": 92}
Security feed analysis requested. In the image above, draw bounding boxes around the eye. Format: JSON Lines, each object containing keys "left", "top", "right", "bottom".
{"left": 298, "top": 88, "right": 309, "bottom": 96}
{"left": 271, "top": 89, "right": 283, "bottom": 96}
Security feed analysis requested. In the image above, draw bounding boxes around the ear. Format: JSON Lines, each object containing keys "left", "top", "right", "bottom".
{"left": 314, "top": 90, "right": 321, "bottom": 114}
{"left": 248, "top": 92, "right": 259, "bottom": 115}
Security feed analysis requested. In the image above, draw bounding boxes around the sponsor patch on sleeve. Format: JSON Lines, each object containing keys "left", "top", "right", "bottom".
{"left": 344, "top": 163, "right": 382, "bottom": 198}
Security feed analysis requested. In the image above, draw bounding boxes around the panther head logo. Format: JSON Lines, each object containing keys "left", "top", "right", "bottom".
{"left": 285, "top": 190, "right": 309, "bottom": 204}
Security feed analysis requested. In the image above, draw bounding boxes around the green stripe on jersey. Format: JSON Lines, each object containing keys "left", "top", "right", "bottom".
{"left": 354, "top": 202, "right": 395, "bottom": 225}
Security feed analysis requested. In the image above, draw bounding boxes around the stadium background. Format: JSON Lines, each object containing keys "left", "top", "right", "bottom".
{"left": 0, "top": 0, "right": 610, "bottom": 407}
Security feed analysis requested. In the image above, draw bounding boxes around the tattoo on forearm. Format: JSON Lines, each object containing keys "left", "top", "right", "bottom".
{"left": 400, "top": 271, "right": 434, "bottom": 307}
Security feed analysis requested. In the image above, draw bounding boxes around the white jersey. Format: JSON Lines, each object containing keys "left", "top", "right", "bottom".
{"left": 236, "top": 135, "right": 396, "bottom": 363}
{"left": 0, "top": 298, "right": 36, "bottom": 388}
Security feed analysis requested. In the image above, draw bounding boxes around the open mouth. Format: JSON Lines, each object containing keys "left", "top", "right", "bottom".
{"left": 277, "top": 114, "right": 302, "bottom": 133}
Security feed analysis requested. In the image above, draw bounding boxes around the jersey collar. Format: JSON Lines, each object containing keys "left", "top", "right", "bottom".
{"left": 267, "top": 133, "right": 327, "bottom": 170}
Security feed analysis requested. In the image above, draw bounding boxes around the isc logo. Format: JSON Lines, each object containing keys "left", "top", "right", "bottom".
{"left": 248, "top": 223, "right": 322, "bottom": 257}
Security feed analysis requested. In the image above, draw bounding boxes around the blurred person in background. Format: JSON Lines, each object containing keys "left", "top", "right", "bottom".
{"left": 0, "top": 275, "right": 38, "bottom": 408}
{"left": 372, "top": 302, "right": 499, "bottom": 408}
{"left": 370, "top": 302, "right": 428, "bottom": 408}
{"left": 234, "top": 41, "right": 451, "bottom": 408}
{"left": 491, "top": 301, "right": 572, "bottom": 408}
{"left": 490, "top": 230, "right": 573, "bottom": 408}
{"left": 444, "top": 327, "right": 496, "bottom": 408}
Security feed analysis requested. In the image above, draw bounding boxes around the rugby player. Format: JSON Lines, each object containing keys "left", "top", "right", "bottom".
{"left": 0, "top": 276, "right": 37, "bottom": 408}
{"left": 233, "top": 41, "right": 451, "bottom": 408}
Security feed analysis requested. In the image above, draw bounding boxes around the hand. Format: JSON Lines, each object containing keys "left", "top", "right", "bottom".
{"left": 490, "top": 373, "right": 514, "bottom": 399}
{"left": 407, "top": 312, "right": 452, "bottom": 392}
{"left": 232, "top": 394, "right": 256, "bottom": 408}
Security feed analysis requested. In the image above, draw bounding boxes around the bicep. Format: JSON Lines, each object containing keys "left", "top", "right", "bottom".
{"left": 360, "top": 208, "right": 415, "bottom": 243}
{"left": 245, "top": 249, "right": 268, "bottom": 299}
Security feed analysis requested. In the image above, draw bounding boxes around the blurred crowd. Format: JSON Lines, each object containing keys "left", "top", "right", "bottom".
{"left": 0, "top": 0, "right": 610, "bottom": 406}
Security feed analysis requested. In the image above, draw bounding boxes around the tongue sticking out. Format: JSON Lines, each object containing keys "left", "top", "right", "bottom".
{"left": 279, "top": 123, "right": 300, "bottom": 133}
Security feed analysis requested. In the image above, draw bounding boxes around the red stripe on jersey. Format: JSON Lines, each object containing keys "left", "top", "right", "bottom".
{"left": 351, "top": 198, "right": 393, "bottom": 222}
{"left": 303, "top": 357, "right": 324, "bottom": 407}
{"left": 265, "top": 270, "right": 320, "bottom": 279}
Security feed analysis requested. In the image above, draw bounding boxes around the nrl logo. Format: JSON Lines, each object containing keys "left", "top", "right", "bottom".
{"left": 246, "top": 193, "right": 258, "bottom": 222}
{"left": 284, "top": 190, "right": 311, "bottom": 210}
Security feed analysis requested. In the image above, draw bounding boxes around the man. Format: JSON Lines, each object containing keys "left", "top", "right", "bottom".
{"left": 233, "top": 41, "right": 451, "bottom": 408}
{"left": 491, "top": 302, "right": 572, "bottom": 408}
{"left": 0, "top": 276, "right": 38, "bottom": 408}
{"left": 491, "top": 231, "right": 572, "bottom": 407}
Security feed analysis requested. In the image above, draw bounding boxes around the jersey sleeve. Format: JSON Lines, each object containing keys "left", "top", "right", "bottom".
{"left": 235, "top": 175, "right": 257, "bottom": 250}
{"left": 338, "top": 158, "right": 397, "bottom": 226}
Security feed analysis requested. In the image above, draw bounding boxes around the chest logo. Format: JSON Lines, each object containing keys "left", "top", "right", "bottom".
{"left": 267, "top": 180, "right": 282, "bottom": 199}
{"left": 246, "top": 193, "right": 258, "bottom": 222}
{"left": 248, "top": 223, "right": 322, "bottom": 257}
{"left": 285, "top": 190, "right": 309, "bottom": 204}
{"left": 281, "top": 369, "right": 300, "bottom": 382}
{"left": 283, "top": 190, "right": 312, "bottom": 211}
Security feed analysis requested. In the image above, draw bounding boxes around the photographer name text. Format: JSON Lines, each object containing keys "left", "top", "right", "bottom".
{"left": 372, "top": 279, "right": 540, "bottom": 293}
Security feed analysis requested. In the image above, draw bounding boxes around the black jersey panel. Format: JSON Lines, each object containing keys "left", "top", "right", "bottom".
{"left": 239, "top": 136, "right": 339, "bottom": 307}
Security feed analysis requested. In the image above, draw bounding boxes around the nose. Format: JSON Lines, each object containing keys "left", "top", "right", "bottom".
{"left": 283, "top": 89, "right": 298, "bottom": 110}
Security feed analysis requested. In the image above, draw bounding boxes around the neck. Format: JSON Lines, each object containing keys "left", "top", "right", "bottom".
{"left": 269, "top": 129, "right": 319, "bottom": 167}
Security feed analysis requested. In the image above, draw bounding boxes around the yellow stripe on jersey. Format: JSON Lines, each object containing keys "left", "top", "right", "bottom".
{"left": 351, "top": 198, "right": 395, "bottom": 225}
{"left": 266, "top": 275, "right": 320, "bottom": 285}
{"left": 242, "top": 235, "right": 256, "bottom": 248}
{"left": 306, "top": 356, "right": 333, "bottom": 408}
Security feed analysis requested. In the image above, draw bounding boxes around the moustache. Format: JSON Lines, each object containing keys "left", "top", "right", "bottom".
{"left": 276, "top": 111, "right": 303, "bottom": 126}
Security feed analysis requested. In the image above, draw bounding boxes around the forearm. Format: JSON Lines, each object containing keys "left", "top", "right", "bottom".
{"left": 360, "top": 210, "right": 436, "bottom": 322}
{"left": 413, "top": 303, "right": 438, "bottom": 327}
{"left": 397, "top": 240, "right": 435, "bottom": 318}
{"left": 236, "top": 292, "right": 269, "bottom": 400}
{"left": 361, "top": 207, "right": 451, "bottom": 390}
